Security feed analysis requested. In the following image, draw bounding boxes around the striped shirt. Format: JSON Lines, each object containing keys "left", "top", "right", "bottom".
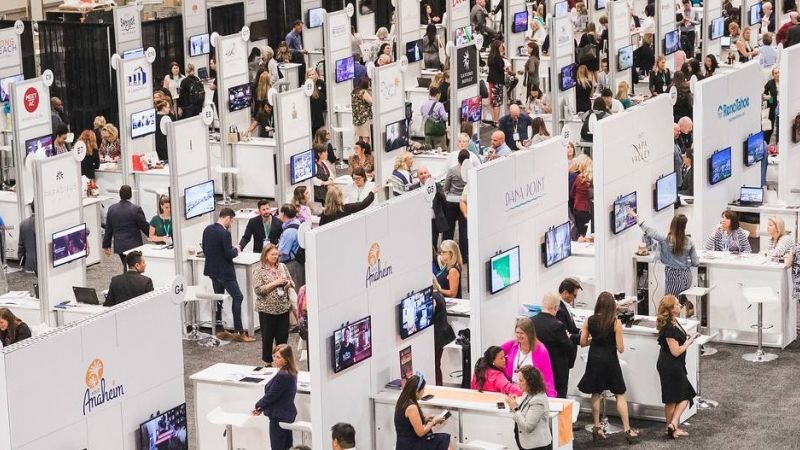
{"left": 767, "top": 234, "right": 794, "bottom": 258}
{"left": 704, "top": 228, "right": 751, "bottom": 253}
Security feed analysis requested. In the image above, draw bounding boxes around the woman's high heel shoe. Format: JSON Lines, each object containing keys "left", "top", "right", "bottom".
{"left": 592, "top": 426, "right": 606, "bottom": 442}
{"left": 624, "top": 429, "right": 640, "bottom": 444}
{"left": 666, "top": 424, "right": 677, "bottom": 439}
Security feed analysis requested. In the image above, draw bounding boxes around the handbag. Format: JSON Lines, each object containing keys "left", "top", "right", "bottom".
{"left": 577, "top": 43, "right": 597, "bottom": 64}
{"left": 424, "top": 102, "right": 446, "bottom": 136}
{"left": 227, "top": 125, "right": 240, "bottom": 143}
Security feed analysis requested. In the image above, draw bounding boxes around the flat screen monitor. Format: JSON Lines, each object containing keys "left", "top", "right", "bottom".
{"left": 139, "top": 403, "right": 188, "bottom": 450}
{"left": 663, "top": 30, "right": 680, "bottom": 55}
{"left": 405, "top": 39, "right": 423, "bottom": 63}
{"left": 740, "top": 186, "right": 763, "bottom": 203}
{"left": 486, "top": 246, "right": 521, "bottom": 294}
{"left": 332, "top": 316, "right": 372, "bottom": 373}
{"left": 554, "top": 1, "right": 569, "bottom": 17}
{"left": 543, "top": 222, "right": 571, "bottom": 268}
{"left": 721, "top": 35, "right": 732, "bottom": 48}
{"left": 25, "top": 135, "right": 54, "bottom": 158}
{"left": 512, "top": 11, "right": 529, "bottom": 33}
{"left": 249, "top": 19, "right": 269, "bottom": 41}
{"left": 460, "top": 96, "right": 482, "bottom": 122}
{"left": 654, "top": 172, "right": 678, "bottom": 211}
{"left": 308, "top": 7, "right": 325, "bottom": 28}
{"left": 398, "top": 287, "right": 434, "bottom": 339}
{"left": 596, "top": 0, "right": 606, "bottom": 10}
{"left": 612, "top": 191, "right": 637, "bottom": 234}
{"left": 335, "top": 56, "right": 355, "bottom": 83}
{"left": 384, "top": 119, "right": 408, "bottom": 151}
{"left": 227, "top": 83, "right": 252, "bottom": 112}
{"left": 744, "top": 131, "right": 765, "bottom": 166}
{"left": 749, "top": 3, "right": 762, "bottom": 26}
{"left": 617, "top": 45, "right": 633, "bottom": 71}
{"left": 122, "top": 47, "right": 144, "bottom": 59}
{"left": 0, "top": 73, "right": 24, "bottom": 103}
{"left": 188, "top": 33, "right": 210, "bottom": 57}
{"left": 455, "top": 25, "right": 474, "bottom": 45}
{"left": 130, "top": 108, "right": 156, "bottom": 139}
{"left": 708, "top": 147, "right": 732, "bottom": 185}
{"left": 290, "top": 149, "right": 315, "bottom": 184}
{"left": 52, "top": 223, "right": 88, "bottom": 268}
{"left": 184, "top": 180, "right": 215, "bottom": 220}
{"left": 559, "top": 63, "right": 577, "bottom": 91}
{"left": 709, "top": 17, "right": 725, "bottom": 40}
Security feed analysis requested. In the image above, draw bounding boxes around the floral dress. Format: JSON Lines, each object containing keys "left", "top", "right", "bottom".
{"left": 253, "top": 263, "right": 293, "bottom": 315}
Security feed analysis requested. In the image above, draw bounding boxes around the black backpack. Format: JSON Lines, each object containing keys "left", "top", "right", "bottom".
{"left": 285, "top": 223, "right": 306, "bottom": 264}
{"left": 186, "top": 76, "right": 205, "bottom": 106}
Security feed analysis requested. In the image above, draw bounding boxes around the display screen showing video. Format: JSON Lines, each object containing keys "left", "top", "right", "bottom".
{"left": 332, "top": 316, "right": 372, "bottom": 373}
{"left": 399, "top": 287, "right": 434, "bottom": 339}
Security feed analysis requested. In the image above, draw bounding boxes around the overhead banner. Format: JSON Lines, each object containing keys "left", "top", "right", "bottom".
{"left": 0, "top": 27, "right": 21, "bottom": 69}
{"left": 12, "top": 78, "right": 49, "bottom": 131}
{"left": 456, "top": 45, "right": 478, "bottom": 89}
{"left": 378, "top": 64, "right": 403, "bottom": 114}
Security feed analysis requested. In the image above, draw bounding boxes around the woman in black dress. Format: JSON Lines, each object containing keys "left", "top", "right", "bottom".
{"left": 394, "top": 373, "right": 452, "bottom": 449}
{"left": 656, "top": 295, "right": 697, "bottom": 439}
{"left": 578, "top": 292, "right": 639, "bottom": 443}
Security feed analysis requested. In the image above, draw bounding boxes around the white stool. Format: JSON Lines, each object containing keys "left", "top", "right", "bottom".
{"left": 680, "top": 285, "right": 718, "bottom": 356}
{"left": 183, "top": 286, "right": 228, "bottom": 347}
{"left": 456, "top": 441, "right": 507, "bottom": 449}
{"left": 207, "top": 404, "right": 259, "bottom": 450}
{"left": 215, "top": 166, "right": 240, "bottom": 206}
{"left": 741, "top": 286, "right": 779, "bottom": 362}
{"left": 279, "top": 420, "right": 312, "bottom": 445}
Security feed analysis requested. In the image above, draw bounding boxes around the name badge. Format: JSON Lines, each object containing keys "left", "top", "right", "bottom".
{"left": 513, "top": 132, "right": 520, "bottom": 141}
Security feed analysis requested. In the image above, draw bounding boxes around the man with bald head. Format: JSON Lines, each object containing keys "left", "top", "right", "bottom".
{"left": 486, "top": 130, "right": 512, "bottom": 160}
{"left": 498, "top": 104, "right": 533, "bottom": 150}
{"left": 776, "top": 11, "right": 798, "bottom": 46}
{"left": 677, "top": 116, "right": 693, "bottom": 151}
{"left": 413, "top": 165, "right": 448, "bottom": 248}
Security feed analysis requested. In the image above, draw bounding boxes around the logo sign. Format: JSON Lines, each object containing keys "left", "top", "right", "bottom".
{"left": 303, "top": 78, "right": 315, "bottom": 97}
{"left": 631, "top": 132, "right": 650, "bottom": 164}
{"left": 23, "top": 86, "right": 38, "bottom": 113}
{"left": 122, "top": 62, "right": 151, "bottom": 102}
{"left": 117, "top": 11, "right": 140, "bottom": 44}
{"left": 82, "top": 358, "right": 125, "bottom": 415}
{"left": 717, "top": 96, "right": 751, "bottom": 122}
{"left": 366, "top": 243, "right": 393, "bottom": 288}
{"left": 40, "top": 155, "right": 80, "bottom": 219}
{"left": 220, "top": 38, "right": 246, "bottom": 77}
{"left": 505, "top": 176, "right": 546, "bottom": 211}
{"left": 14, "top": 79, "right": 48, "bottom": 130}
{"left": 456, "top": 46, "right": 477, "bottom": 90}
{"left": 0, "top": 28, "right": 20, "bottom": 68}
{"left": 379, "top": 69, "right": 403, "bottom": 113}
{"left": 170, "top": 275, "right": 186, "bottom": 305}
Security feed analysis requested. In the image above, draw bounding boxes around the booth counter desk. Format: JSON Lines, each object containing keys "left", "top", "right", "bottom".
{"left": 0, "top": 292, "right": 105, "bottom": 326}
{"left": 373, "top": 386, "right": 578, "bottom": 449}
{"left": 209, "top": 138, "right": 277, "bottom": 199}
{"left": 634, "top": 251, "right": 797, "bottom": 348}
{"left": 191, "top": 363, "right": 311, "bottom": 450}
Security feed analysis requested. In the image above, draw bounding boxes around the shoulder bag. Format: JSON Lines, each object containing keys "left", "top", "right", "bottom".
{"left": 424, "top": 102, "right": 446, "bottom": 136}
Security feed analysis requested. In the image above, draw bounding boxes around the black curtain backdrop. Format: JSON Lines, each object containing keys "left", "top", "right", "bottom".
{"left": 207, "top": 3, "right": 245, "bottom": 38}
{"left": 143, "top": 16, "right": 185, "bottom": 87}
{"left": 266, "top": 0, "right": 301, "bottom": 49}
{"left": 374, "top": 0, "right": 393, "bottom": 31}
{"left": 0, "top": 21, "right": 36, "bottom": 79}
{"left": 38, "top": 21, "right": 116, "bottom": 133}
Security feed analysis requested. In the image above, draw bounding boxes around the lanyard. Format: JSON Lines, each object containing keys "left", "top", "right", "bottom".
{"left": 163, "top": 219, "right": 171, "bottom": 237}
{"left": 515, "top": 349, "right": 530, "bottom": 372}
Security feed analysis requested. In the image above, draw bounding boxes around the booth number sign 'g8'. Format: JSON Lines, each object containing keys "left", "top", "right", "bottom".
{"left": 456, "top": 46, "right": 477, "bottom": 90}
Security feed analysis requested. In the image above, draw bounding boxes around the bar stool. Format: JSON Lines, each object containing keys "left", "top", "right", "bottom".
{"left": 741, "top": 286, "right": 779, "bottom": 362}
{"left": 215, "top": 166, "right": 240, "bottom": 206}
{"left": 679, "top": 285, "right": 718, "bottom": 356}
{"left": 183, "top": 286, "right": 228, "bottom": 347}
{"left": 279, "top": 420, "right": 312, "bottom": 445}
{"left": 207, "top": 403, "right": 259, "bottom": 450}
{"left": 456, "top": 441, "right": 507, "bottom": 449}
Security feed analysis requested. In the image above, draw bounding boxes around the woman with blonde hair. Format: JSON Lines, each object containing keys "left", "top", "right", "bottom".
{"left": 615, "top": 80, "right": 632, "bottom": 109}
{"left": 571, "top": 154, "right": 594, "bottom": 236}
{"left": 274, "top": 41, "right": 292, "bottom": 63}
{"left": 575, "top": 64, "right": 594, "bottom": 113}
{"left": 736, "top": 26, "right": 759, "bottom": 62}
{"left": 389, "top": 151, "right": 415, "bottom": 196}
{"left": 433, "top": 239, "right": 463, "bottom": 298}
{"left": 765, "top": 216, "right": 793, "bottom": 258}
{"left": 650, "top": 55, "right": 672, "bottom": 95}
{"left": 254, "top": 70, "right": 273, "bottom": 115}
{"left": 307, "top": 68, "right": 327, "bottom": 135}
{"left": 99, "top": 123, "right": 121, "bottom": 162}
{"left": 253, "top": 243, "right": 295, "bottom": 365}
{"left": 92, "top": 116, "right": 106, "bottom": 147}
{"left": 78, "top": 129, "right": 100, "bottom": 180}
{"left": 655, "top": 295, "right": 697, "bottom": 439}
{"left": 262, "top": 46, "right": 280, "bottom": 82}
{"left": 319, "top": 184, "right": 378, "bottom": 226}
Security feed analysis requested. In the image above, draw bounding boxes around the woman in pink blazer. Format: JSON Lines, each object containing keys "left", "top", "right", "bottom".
{"left": 500, "top": 317, "right": 557, "bottom": 397}
{"left": 471, "top": 346, "right": 523, "bottom": 396}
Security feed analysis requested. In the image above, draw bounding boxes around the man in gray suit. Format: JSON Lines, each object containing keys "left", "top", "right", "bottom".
{"left": 18, "top": 204, "right": 37, "bottom": 275}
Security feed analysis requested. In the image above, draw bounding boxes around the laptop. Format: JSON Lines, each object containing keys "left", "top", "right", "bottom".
{"left": 417, "top": 77, "right": 432, "bottom": 88}
{"left": 738, "top": 186, "right": 764, "bottom": 206}
{"left": 73, "top": 286, "right": 100, "bottom": 305}
{"left": 197, "top": 67, "right": 209, "bottom": 80}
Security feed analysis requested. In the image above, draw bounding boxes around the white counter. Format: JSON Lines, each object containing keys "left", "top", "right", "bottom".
{"left": 191, "top": 252, "right": 262, "bottom": 335}
{"left": 373, "top": 385, "right": 577, "bottom": 450}
{"left": 191, "top": 363, "right": 311, "bottom": 450}
{"left": 0, "top": 295, "right": 47, "bottom": 325}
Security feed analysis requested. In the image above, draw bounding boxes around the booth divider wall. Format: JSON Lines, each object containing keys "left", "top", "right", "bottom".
{"left": 466, "top": 137, "right": 570, "bottom": 364}
{"left": 372, "top": 62, "right": 407, "bottom": 188}
{"left": 244, "top": 0, "right": 267, "bottom": 39}
{"left": 691, "top": 61, "right": 762, "bottom": 242}
{"left": 395, "top": 0, "right": 422, "bottom": 84}
{"left": 549, "top": 15, "right": 576, "bottom": 138}
{"left": 702, "top": 0, "right": 723, "bottom": 67}
{"left": 2, "top": 25, "right": 26, "bottom": 260}
{"left": 301, "top": 0, "right": 324, "bottom": 57}
{"left": 591, "top": 94, "right": 674, "bottom": 303}
{"left": 356, "top": 0, "right": 376, "bottom": 37}
{"left": 655, "top": 0, "right": 677, "bottom": 71}
{"left": 777, "top": 45, "right": 800, "bottom": 203}
{"left": 306, "top": 191, "right": 435, "bottom": 450}
{"left": 504, "top": 0, "right": 527, "bottom": 62}
{"left": 323, "top": 10, "right": 356, "bottom": 159}
{"left": 607, "top": 0, "right": 631, "bottom": 94}
{"left": 274, "top": 88, "right": 314, "bottom": 205}
{"left": 450, "top": 42, "right": 480, "bottom": 153}
{"left": 0, "top": 26, "right": 23, "bottom": 135}
{"left": 183, "top": 0, "right": 209, "bottom": 82}
{"left": 114, "top": 55, "right": 155, "bottom": 191}
{"left": 0, "top": 288, "right": 185, "bottom": 449}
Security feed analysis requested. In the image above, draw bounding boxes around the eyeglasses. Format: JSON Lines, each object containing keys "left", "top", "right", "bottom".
{"left": 352, "top": 176, "right": 365, "bottom": 181}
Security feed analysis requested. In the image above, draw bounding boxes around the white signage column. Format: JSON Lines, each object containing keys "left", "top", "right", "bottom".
{"left": 323, "top": 11, "right": 356, "bottom": 160}
{"left": 274, "top": 88, "right": 314, "bottom": 206}
{"left": 550, "top": 15, "right": 576, "bottom": 138}
{"left": 777, "top": 45, "right": 800, "bottom": 202}
{"left": 655, "top": 0, "right": 677, "bottom": 71}
{"left": 607, "top": 0, "right": 631, "bottom": 93}
{"left": 372, "top": 62, "right": 407, "bottom": 188}
{"left": 113, "top": 55, "right": 155, "bottom": 188}
{"left": 702, "top": 0, "right": 723, "bottom": 65}
{"left": 113, "top": 4, "right": 143, "bottom": 54}
{"left": 183, "top": 0, "right": 210, "bottom": 79}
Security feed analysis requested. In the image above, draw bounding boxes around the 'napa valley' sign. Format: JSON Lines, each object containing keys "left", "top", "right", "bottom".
{"left": 82, "top": 358, "right": 126, "bottom": 415}
{"left": 366, "top": 242, "right": 393, "bottom": 288}
{"left": 631, "top": 132, "right": 650, "bottom": 164}
{"left": 505, "top": 176, "right": 545, "bottom": 211}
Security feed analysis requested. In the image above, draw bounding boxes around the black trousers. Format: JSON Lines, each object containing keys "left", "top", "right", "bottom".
{"left": 435, "top": 346, "right": 444, "bottom": 386}
{"left": 118, "top": 253, "right": 127, "bottom": 272}
{"left": 443, "top": 201, "right": 468, "bottom": 262}
{"left": 555, "top": 375, "right": 568, "bottom": 399}
{"left": 268, "top": 418, "right": 293, "bottom": 450}
{"left": 211, "top": 277, "right": 244, "bottom": 331}
{"left": 574, "top": 210, "right": 593, "bottom": 237}
{"left": 259, "top": 311, "right": 290, "bottom": 363}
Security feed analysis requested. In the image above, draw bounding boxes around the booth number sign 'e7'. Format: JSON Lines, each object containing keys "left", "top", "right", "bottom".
{"left": 366, "top": 242, "right": 393, "bottom": 288}
{"left": 82, "top": 358, "right": 125, "bottom": 415}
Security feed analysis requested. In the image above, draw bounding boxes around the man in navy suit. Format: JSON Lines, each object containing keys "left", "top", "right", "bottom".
{"left": 533, "top": 293, "right": 577, "bottom": 398}
{"left": 557, "top": 278, "right": 582, "bottom": 346}
{"left": 102, "top": 185, "right": 150, "bottom": 271}
{"left": 202, "top": 208, "right": 255, "bottom": 342}
{"left": 236, "top": 199, "right": 282, "bottom": 253}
